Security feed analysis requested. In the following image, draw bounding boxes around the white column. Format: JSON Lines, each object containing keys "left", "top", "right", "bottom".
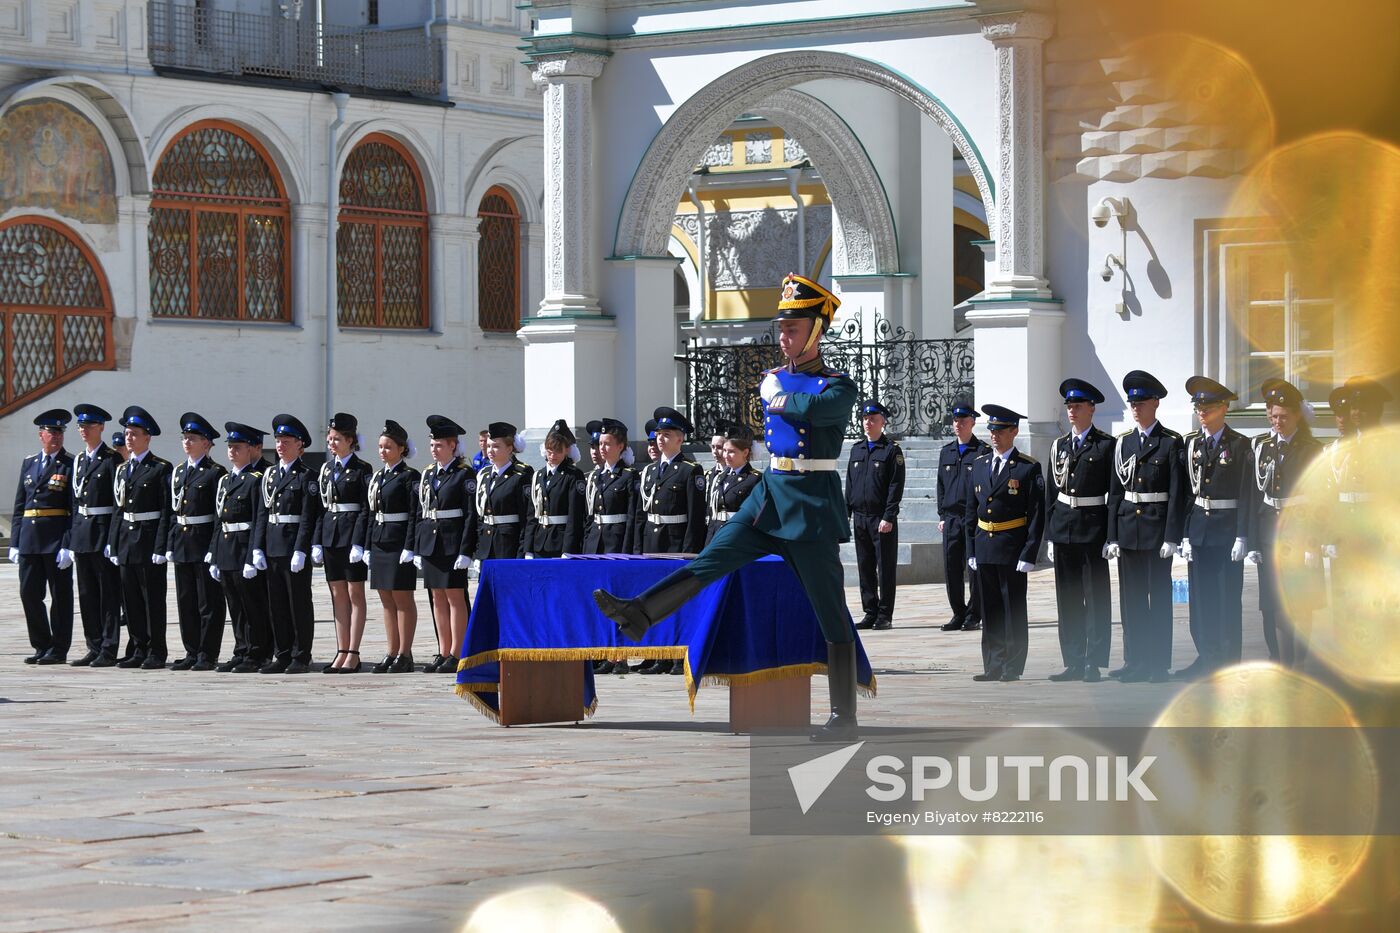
{"left": 291, "top": 203, "right": 323, "bottom": 330}
{"left": 608, "top": 257, "right": 679, "bottom": 431}
{"left": 428, "top": 213, "right": 462, "bottom": 331}
{"left": 979, "top": 11, "right": 1053, "bottom": 299}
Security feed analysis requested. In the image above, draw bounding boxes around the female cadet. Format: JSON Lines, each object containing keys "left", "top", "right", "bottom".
{"left": 414, "top": 415, "right": 476, "bottom": 673}
{"left": 315, "top": 413, "right": 371, "bottom": 673}
{"left": 706, "top": 420, "right": 761, "bottom": 545}
{"left": 469, "top": 422, "right": 534, "bottom": 562}
{"left": 524, "top": 419, "right": 586, "bottom": 558}
{"left": 367, "top": 420, "right": 420, "bottom": 674}
{"left": 1247, "top": 379, "right": 1323, "bottom": 669}
{"left": 582, "top": 419, "right": 640, "bottom": 675}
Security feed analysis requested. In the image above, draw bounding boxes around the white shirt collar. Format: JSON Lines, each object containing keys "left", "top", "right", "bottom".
{"left": 1137, "top": 420, "right": 1158, "bottom": 438}
{"left": 336, "top": 454, "right": 352, "bottom": 468}
{"left": 85, "top": 444, "right": 102, "bottom": 458}
{"left": 1208, "top": 426, "right": 1226, "bottom": 444}
{"left": 279, "top": 457, "right": 297, "bottom": 469}
{"left": 1073, "top": 426, "right": 1092, "bottom": 443}
{"left": 186, "top": 455, "right": 204, "bottom": 469}
{"left": 130, "top": 450, "right": 149, "bottom": 464}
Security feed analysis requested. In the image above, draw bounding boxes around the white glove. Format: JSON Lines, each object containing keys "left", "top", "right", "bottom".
{"left": 104, "top": 544, "right": 112, "bottom": 559}
{"left": 349, "top": 544, "right": 365, "bottom": 564}
{"left": 525, "top": 553, "right": 536, "bottom": 560}
{"left": 1016, "top": 560, "right": 1034, "bottom": 573}
{"left": 164, "top": 551, "right": 174, "bottom": 563}
{"left": 1304, "top": 551, "right": 1318, "bottom": 569}
{"left": 399, "top": 549, "right": 414, "bottom": 565}
{"left": 152, "top": 553, "right": 167, "bottom": 566}
{"left": 242, "top": 563, "right": 257, "bottom": 580}
{"left": 967, "top": 557, "right": 978, "bottom": 571}
{"left": 413, "top": 555, "right": 423, "bottom": 570}
{"left": 1179, "top": 539, "right": 1193, "bottom": 562}
{"left": 208, "top": 564, "right": 221, "bottom": 582}
{"left": 1103, "top": 541, "right": 1120, "bottom": 560}
{"left": 453, "top": 555, "right": 470, "bottom": 570}
{"left": 290, "top": 550, "right": 306, "bottom": 573}
{"left": 1231, "top": 538, "right": 1248, "bottom": 562}
{"left": 1045, "top": 542, "right": 1055, "bottom": 563}
{"left": 1246, "top": 550, "right": 1262, "bottom": 565}
{"left": 252, "top": 549, "right": 268, "bottom": 571}
{"left": 8, "top": 547, "right": 20, "bottom": 564}
{"left": 1160, "top": 541, "right": 1177, "bottom": 560}
{"left": 108, "top": 551, "right": 119, "bottom": 566}
{"left": 1322, "top": 544, "right": 1337, "bottom": 560}
{"left": 759, "top": 372, "right": 781, "bottom": 404}
{"left": 204, "top": 552, "right": 213, "bottom": 564}
{"left": 56, "top": 549, "right": 74, "bottom": 570}
{"left": 311, "top": 545, "right": 324, "bottom": 565}
{"left": 362, "top": 547, "right": 372, "bottom": 565}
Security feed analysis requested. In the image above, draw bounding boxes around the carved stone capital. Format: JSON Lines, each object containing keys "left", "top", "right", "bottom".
{"left": 978, "top": 12, "right": 1054, "bottom": 44}
{"left": 530, "top": 51, "right": 609, "bottom": 87}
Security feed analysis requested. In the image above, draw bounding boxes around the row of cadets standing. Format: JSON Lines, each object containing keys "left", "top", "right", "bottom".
{"left": 936, "top": 402, "right": 989, "bottom": 631}
{"left": 845, "top": 399, "right": 905, "bottom": 631}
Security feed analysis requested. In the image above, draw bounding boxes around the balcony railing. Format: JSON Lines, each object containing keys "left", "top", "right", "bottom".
{"left": 148, "top": 2, "right": 443, "bottom": 98}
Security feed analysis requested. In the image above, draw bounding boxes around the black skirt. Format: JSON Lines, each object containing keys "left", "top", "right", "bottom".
{"left": 420, "top": 551, "right": 467, "bottom": 589}
{"left": 323, "top": 546, "right": 369, "bottom": 583}
{"left": 369, "top": 544, "right": 417, "bottom": 591}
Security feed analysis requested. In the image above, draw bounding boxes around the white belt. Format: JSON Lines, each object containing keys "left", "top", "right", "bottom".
{"left": 122, "top": 510, "right": 161, "bottom": 522}
{"left": 376, "top": 512, "right": 410, "bottom": 523}
{"left": 176, "top": 514, "right": 215, "bottom": 526}
{"left": 267, "top": 513, "right": 301, "bottom": 524}
{"left": 647, "top": 513, "right": 688, "bottom": 525}
{"left": 221, "top": 521, "right": 252, "bottom": 533}
{"left": 78, "top": 505, "right": 115, "bottom": 517}
{"left": 482, "top": 514, "right": 520, "bottom": 525}
{"left": 540, "top": 515, "right": 569, "bottom": 526}
{"left": 713, "top": 510, "right": 733, "bottom": 522}
{"left": 769, "top": 457, "right": 838, "bottom": 473}
{"left": 1264, "top": 494, "right": 1305, "bottom": 509}
{"left": 329, "top": 503, "right": 363, "bottom": 513}
{"left": 597, "top": 514, "right": 628, "bottom": 525}
{"left": 1194, "top": 496, "right": 1238, "bottom": 510}
{"left": 425, "top": 508, "right": 463, "bottom": 520}
{"left": 1339, "top": 492, "right": 1371, "bottom": 504}
{"left": 1057, "top": 492, "right": 1107, "bottom": 508}
{"left": 1123, "top": 491, "right": 1169, "bottom": 503}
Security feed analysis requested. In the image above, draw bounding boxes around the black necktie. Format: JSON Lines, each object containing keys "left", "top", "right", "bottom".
{"left": 1072, "top": 436, "right": 1082, "bottom": 454}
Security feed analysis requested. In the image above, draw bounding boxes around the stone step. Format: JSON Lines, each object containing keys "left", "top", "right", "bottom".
{"left": 839, "top": 540, "right": 944, "bottom": 586}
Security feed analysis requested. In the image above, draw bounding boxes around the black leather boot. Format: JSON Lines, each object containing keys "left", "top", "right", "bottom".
{"left": 812, "top": 640, "right": 859, "bottom": 742}
{"left": 593, "top": 570, "right": 708, "bottom": 641}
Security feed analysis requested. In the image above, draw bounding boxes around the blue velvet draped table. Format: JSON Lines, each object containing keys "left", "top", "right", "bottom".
{"left": 454, "top": 555, "right": 876, "bottom": 723}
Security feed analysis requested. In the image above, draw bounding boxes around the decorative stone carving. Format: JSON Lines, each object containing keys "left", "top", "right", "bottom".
{"left": 674, "top": 205, "right": 831, "bottom": 288}
{"left": 782, "top": 134, "right": 806, "bottom": 164}
{"left": 743, "top": 130, "right": 772, "bottom": 164}
{"left": 701, "top": 140, "right": 733, "bottom": 167}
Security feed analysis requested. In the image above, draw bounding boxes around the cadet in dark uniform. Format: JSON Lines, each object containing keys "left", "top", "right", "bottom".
{"left": 252, "top": 414, "right": 321, "bottom": 674}
{"left": 586, "top": 422, "right": 604, "bottom": 470}
{"left": 633, "top": 407, "right": 706, "bottom": 557}
{"left": 525, "top": 419, "right": 586, "bottom": 558}
{"left": 11, "top": 409, "right": 75, "bottom": 664}
{"left": 1248, "top": 379, "right": 1323, "bottom": 668}
{"left": 705, "top": 420, "right": 761, "bottom": 546}
{"left": 69, "top": 404, "right": 122, "bottom": 666}
{"left": 108, "top": 406, "right": 173, "bottom": 669}
{"left": 315, "top": 413, "right": 371, "bottom": 674}
{"left": 936, "top": 402, "right": 988, "bottom": 631}
{"left": 416, "top": 415, "right": 476, "bottom": 674}
{"left": 211, "top": 423, "right": 272, "bottom": 673}
{"left": 1044, "top": 380, "right": 1115, "bottom": 682}
{"left": 1105, "top": 371, "right": 1186, "bottom": 683}
{"left": 582, "top": 418, "right": 639, "bottom": 557}
{"left": 644, "top": 419, "right": 660, "bottom": 464}
{"left": 596, "top": 274, "right": 864, "bottom": 737}
{"left": 964, "top": 405, "right": 1045, "bottom": 682}
{"left": 1175, "top": 377, "right": 1255, "bottom": 679}
{"left": 367, "top": 420, "right": 420, "bottom": 674}
{"left": 111, "top": 431, "right": 127, "bottom": 460}
{"left": 846, "top": 400, "right": 905, "bottom": 630}
{"left": 469, "top": 421, "right": 534, "bottom": 564}
{"left": 167, "top": 413, "right": 227, "bottom": 670}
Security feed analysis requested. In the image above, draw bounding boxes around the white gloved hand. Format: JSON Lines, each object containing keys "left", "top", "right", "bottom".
{"left": 413, "top": 555, "right": 423, "bottom": 571}
{"left": 1231, "top": 537, "right": 1248, "bottom": 562}
{"left": 7, "top": 547, "right": 18, "bottom": 564}
{"left": 1045, "top": 542, "right": 1055, "bottom": 563}
{"left": 152, "top": 553, "right": 167, "bottom": 566}
{"left": 204, "top": 552, "right": 213, "bottom": 564}
{"left": 208, "top": 564, "right": 221, "bottom": 582}
{"left": 1322, "top": 544, "right": 1337, "bottom": 560}
{"left": 1304, "top": 550, "right": 1318, "bottom": 569}
{"left": 242, "top": 563, "right": 257, "bottom": 580}
{"left": 399, "top": 549, "right": 414, "bottom": 565}
{"left": 55, "top": 548, "right": 74, "bottom": 570}
{"left": 311, "top": 544, "right": 324, "bottom": 565}
{"left": 1179, "top": 539, "right": 1193, "bottom": 562}
{"left": 1016, "top": 560, "right": 1034, "bottom": 573}
{"left": 252, "top": 549, "right": 267, "bottom": 571}
{"left": 349, "top": 544, "right": 365, "bottom": 564}
{"left": 759, "top": 372, "right": 781, "bottom": 404}
{"left": 108, "top": 551, "right": 119, "bottom": 566}
{"left": 525, "top": 553, "right": 536, "bottom": 559}
{"left": 164, "top": 551, "right": 174, "bottom": 563}
{"left": 1103, "top": 541, "right": 1120, "bottom": 560}
{"left": 453, "top": 555, "right": 470, "bottom": 570}
{"left": 967, "top": 557, "right": 978, "bottom": 571}
{"left": 104, "top": 544, "right": 112, "bottom": 560}
{"left": 362, "top": 547, "right": 372, "bottom": 565}
{"left": 1160, "top": 541, "right": 1177, "bottom": 560}
{"left": 1246, "top": 550, "right": 1262, "bottom": 565}
{"left": 290, "top": 550, "right": 306, "bottom": 573}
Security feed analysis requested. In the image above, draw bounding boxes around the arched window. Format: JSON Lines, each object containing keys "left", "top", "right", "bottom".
{"left": 150, "top": 121, "right": 290, "bottom": 322}
{"left": 477, "top": 186, "right": 520, "bottom": 332}
{"left": 337, "top": 134, "right": 429, "bottom": 329}
{"left": 1, "top": 218, "right": 114, "bottom": 416}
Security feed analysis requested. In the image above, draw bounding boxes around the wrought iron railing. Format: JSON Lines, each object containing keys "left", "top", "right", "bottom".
{"left": 148, "top": 2, "right": 443, "bottom": 98}
{"left": 684, "top": 317, "right": 974, "bottom": 440}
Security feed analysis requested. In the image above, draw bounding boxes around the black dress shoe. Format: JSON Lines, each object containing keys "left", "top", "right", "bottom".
{"left": 23, "top": 652, "right": 44, "bottom": 664}
{"left": 872, "top": 617, "right": 893, "bottom": 631}
{"left": 284, "top": 661, "right": 310, "bottom": 674}
{"left": 232, "top": 660, "right": 263, "bottom": 673}
{"left": 70, "top": 651, "right": 98, "bottom": 667}
{"left": 439, "top": 655, "right": 458, "bottom": 674}
{"left": 1048, "top": 667, "right": 1083, "bottom": 682}
{"left": 637, "top": 659, "right": 665, "bottom": 675}
{"left": 191, "top": 660, "right": 216, "bottom": 671}
{"left": 216, "top": 658, "right": 241, "bottom": 672}
{"left": 1082, "top": 666, "right": 1102, "bottom": 683}
{"left": 972, "top": 671, "right": 1001, "bottom": 682}
{"left": 1172, "top": 661, "right": 1206, "bottom": 681}
{"left": 322, "top": 649, "right": 348, "bottom": 673}
{"left": 1108, "top": 665, "right": 1132, "bottom": 679}
{"left": 592, "top": 660, "right": 609, "bottom": 673}
{"left": 91, "top": 655, "right": 118, "bottom": 668}
{"left": 259, "top": 658, "right": 290, "bottom": 674}
{"left": 117, "top": 655, "right": 146, "bottom": 669}
{"left": 614, "top": 660, "right": 632, "bottom": 674}
{"left": 962, "top": 620, "right": 982, "bottom": 631}
{"left": 372, "top": 654, "right": 395, "bottom": 674}
{"left": 940, "top": 618, "right": 965, "bottom": 631}
{"left": 424, "top": 654, "right": 445, "bottom": 673}
{"left": 37, "top": 654, "right": 67, "bottom": 665}
{"left": 854, "top": 616, "right": 876, "bottom": 630}
{"left": 1148, "top": 670, "right": 1171, "bottom": 683}
{"left": 1119, "top": 668, "right": 1149, "bottom": 683}
{"left": 668, "top": 659, "right": 685, "bottom": 674}
{"left": 390, "top": 654, "right": 415, "bottom": 673}
{"left": 140, "top": 656, "right": 166, "bottom": 670}
{"left": 1000, "top": 671, "right": 1021, "bottom": 682}
{"left": 170, "top": 656, "right": 197, "bottom": 671}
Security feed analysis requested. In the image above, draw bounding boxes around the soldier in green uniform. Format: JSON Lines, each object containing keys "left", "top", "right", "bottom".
{"left": 594, "top": 273, "right": 862, "bottom": 739}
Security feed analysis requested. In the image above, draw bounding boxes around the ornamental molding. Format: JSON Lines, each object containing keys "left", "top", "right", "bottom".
{"left": 530, "top": 51, "right": 609, "bottom": 86}
{"left": 977, "top": 12, "right": 1054, "bottom": 44}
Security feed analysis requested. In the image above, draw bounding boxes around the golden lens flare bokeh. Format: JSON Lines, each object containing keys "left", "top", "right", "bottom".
{"left": 462, "top": 885, "right": 621, "bottom": 933}
{"left": 899, "top": 728, "right": 1160, "bottom": 932}
{"left": 1144, "top": 663, "right": 1376, "bottom": 924}
{"left": 1227, "top": 133, "right": 1400, "bottom": 380}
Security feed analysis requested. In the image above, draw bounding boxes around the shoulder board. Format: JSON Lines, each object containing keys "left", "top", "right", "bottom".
{"left": 249, "top": 469, "right": 264, "bottom": 479}
{"left": 822, "top": 368, "right": 848, "bottom": 378}
{"left": 763, "top": 366, "right": 782, "bottom": 375}
{"left": 1117, "top": 429, "right": 1135, "bottom": 438}
{"left": 975, "top": 452, "right": 992, "bottom": 461}
{"left": 151, "top": 455, "right": 170, "bottom": 466}
{"left": 1161, "top": 428, "right": 1183, "bottom": 439}
{"left": 1018, "top": 453, "right": 1038, "bottom": 464}
{"left": 1185, "top": 430, "right": 1203, "bottom": 440}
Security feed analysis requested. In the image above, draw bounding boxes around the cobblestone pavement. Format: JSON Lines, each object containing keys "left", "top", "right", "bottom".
{"left": 0, "top": 560, "right": 1304, "bottom": 931}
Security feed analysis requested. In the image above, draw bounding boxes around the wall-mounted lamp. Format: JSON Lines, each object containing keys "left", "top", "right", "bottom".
{"left": 1099, "top": 253, "right": 1125, "bottom": 282}
{"left": 1091, "top": 196, "right": 1131, "bottom": 228}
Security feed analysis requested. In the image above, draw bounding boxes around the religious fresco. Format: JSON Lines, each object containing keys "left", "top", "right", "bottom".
{"left": 0, "top": 99, "right": 117, "bottom": 225}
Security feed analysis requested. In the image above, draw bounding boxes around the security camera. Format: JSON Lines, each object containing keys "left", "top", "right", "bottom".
{"left": 1100, "top": 253, "right": 1124, "bottom": 281}
{"left": 1092, "top": 196, "right": 1129, "bottom": 228}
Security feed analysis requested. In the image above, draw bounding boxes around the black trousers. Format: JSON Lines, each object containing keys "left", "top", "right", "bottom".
{"left": 173, "top": 561, "right": 227, "bottom": 662}
{"left": 1118, "top": 548, "right": 1173, "bottom": 674}
{"left": 977, "top": 562, "right": 1028, "bottom": 676}
{"left": 224, "top": 569, "right": 271, "bottom": 664}
{"left": 19, "top": 554, "right": 73, "bottom": 656}
{"left": 1053, "top": 543, "right": 1111, "bottom": 669}
{"left": 1187, "top": 546, "right": 1242, "bottom": 668}
{"left": 266, "top": 555, "right": 314, "bottom": 664}
{"left": 942, "top": 525, "right": 981, "bottom": 624}
{"left": 852, "top": 511, "right": 897, "bottom": 620}
{"left": 121, "top": 561, "right": 168, "bottom": 661}
{"left": 75, "top": 551, "right": 122, "bottom": 658}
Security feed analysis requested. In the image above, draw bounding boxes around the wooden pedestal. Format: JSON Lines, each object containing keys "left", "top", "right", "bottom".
{"left": 498, "top": 660, "right": 586, "bottom": 726}
{"left": 728, "top": 675, "right": 812, "bottom": 734}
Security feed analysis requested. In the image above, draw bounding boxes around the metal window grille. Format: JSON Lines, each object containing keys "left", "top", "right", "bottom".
{"left": 477, "top": 188, "right": 520, "bottom": 333}
{"left": 337, "top": 135, "right": 429, "bottom": 329}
